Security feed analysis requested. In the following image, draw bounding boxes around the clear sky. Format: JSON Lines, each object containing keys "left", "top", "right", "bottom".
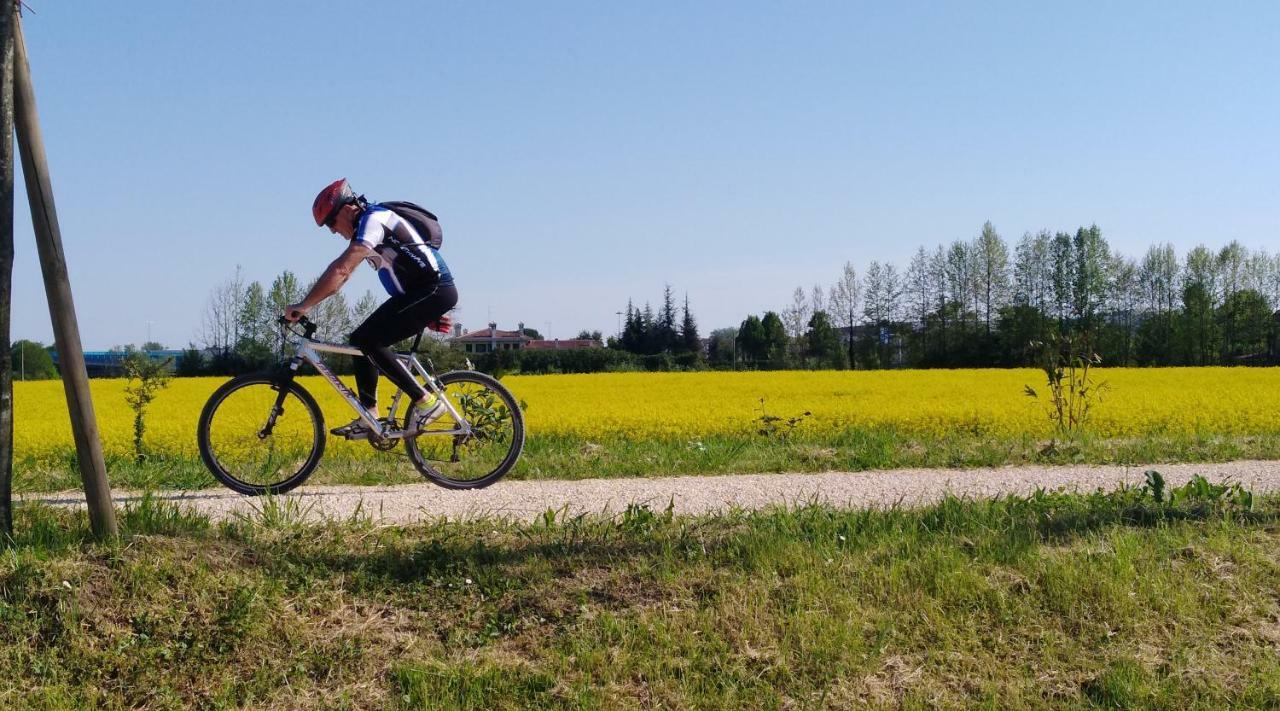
{"left": 7, "top": 1, "right": 1278, "bottom": 348}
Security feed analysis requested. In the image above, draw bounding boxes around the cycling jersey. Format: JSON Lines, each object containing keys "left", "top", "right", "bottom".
{"left": 353, "top": 205, "right": 452, "bottom": 296}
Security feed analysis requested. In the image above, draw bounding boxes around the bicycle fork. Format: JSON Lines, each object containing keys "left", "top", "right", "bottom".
{"left": 259, "top": 360, "right": 302, "bottom": 439}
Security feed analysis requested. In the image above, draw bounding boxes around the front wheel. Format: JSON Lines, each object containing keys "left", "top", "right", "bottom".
{"left": 404, "top": 370, "right": 525, "bottom": 489}
{"left": 197, "top": 371, "right": 326, "bottom": 495}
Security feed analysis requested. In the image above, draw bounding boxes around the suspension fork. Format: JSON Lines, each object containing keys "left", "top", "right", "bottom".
{"left": 260, "top": 357, "right": 303, "bottom": 438}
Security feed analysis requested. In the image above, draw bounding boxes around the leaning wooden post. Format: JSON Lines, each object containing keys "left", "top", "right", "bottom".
{"left": 12, "top": 10, "right": 116, "bottom": 538}
{"left": 0, "top": 2, "right": 12, "bottom": 537}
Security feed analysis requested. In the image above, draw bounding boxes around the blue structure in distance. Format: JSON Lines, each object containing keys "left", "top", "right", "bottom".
{"left": 51, "top": 349, "right": 186, "bottom": 377}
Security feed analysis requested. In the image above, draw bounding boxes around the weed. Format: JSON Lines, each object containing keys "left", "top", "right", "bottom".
{"left": 755, "top": 397, "right": 812, "bottom": 439}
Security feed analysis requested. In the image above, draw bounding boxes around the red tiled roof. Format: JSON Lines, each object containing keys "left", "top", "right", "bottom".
{"left": 453, "top": 328, "right": 527, "bottom": 342}
{"left": 523, "top": 339, "right": 602, "bottom": 350}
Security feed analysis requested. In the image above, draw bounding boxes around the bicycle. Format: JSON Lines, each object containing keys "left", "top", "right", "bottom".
{"left": 197, "top": 316, "right": 525, "bottom": 495}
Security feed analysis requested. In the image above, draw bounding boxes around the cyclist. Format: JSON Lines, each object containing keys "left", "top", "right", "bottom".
{"left": 284, "top": 178, "right": 457, "bottom": 440}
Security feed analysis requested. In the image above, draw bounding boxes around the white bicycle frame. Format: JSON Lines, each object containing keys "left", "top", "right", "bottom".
{"left": 286, "top": 331, "right": 472, "bottom": 440}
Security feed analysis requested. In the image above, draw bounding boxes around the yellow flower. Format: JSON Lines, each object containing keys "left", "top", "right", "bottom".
{"left": 12, "top": 368, "right": 1280, "bottom": 465}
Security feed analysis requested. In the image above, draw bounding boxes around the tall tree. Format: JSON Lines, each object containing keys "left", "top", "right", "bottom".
{"left": 679, "top": 294, "right": 701, "bottom": 356}
{"left": 738, "top": 315, "right": 765, "bottom": 364}
{"left": 1183, "top": 245, "right": 1219, "bottom": 305}
{"left": 1216, "top": 241, "right": 1248, "bottom": 360}
{"left": 829, "top": 262, "right": 860, "bottom": 368}
{"left": 760, "top": 311, "right": 789, "bottom": 367}
{"left": 1071, "top": 224, "right": 1109, "bottom": 325}
{"left": 1050, "top": 231, "right": 1073, "bottom": 326}
{"left": 862, "top": 261, "right": 901, "bottom": 326}
{"left": 904, "top": 247, "right": 933, "bottom": 325}
{"left": 809, "top": 283, "right": 828, "bottom": 318}
{"left": 1013, "top": 231, "right": 1052, "bottom": 309}
{"left": 641, "top": 302, "right": 657, "bottom": 354}
{"left": 621, "top": 300, "right": 641, "bottom": 353}
{"left": 973, "top": 221, "right": 1010, "bottom": 333}
{"left": 804, "top": 311, "right": 843, "bottom": 369}
{"left": 201, "top": 266, "right": 246, "bottom": 353}
{"left": 706, "top": 327, "right": 738, "bottom": 366}
{"left": 862, "top": 261, "right": 902, "bottom": 368}
{"left": 351, "top": 290, "right": 379, "bottom": 326}
{"left": 267, "top": 270, "right": 301, "bottom": 321}
{"left": 782, "top": 286, "right": 810, "bottom": 340}
{"left": 1138, "top": 244, "right": 1180, "bottom": 315}
{"left": 946, "top": 240, "right": 973, "bottom": 327}
{"left": 237, "top": 281, "right": 272, "bottom": 357}
{"left": 1108, "top": 254, "right": 1140, "bottom": 365}
{"left": 657, "top": 284, "right": 679, "bottom": 353}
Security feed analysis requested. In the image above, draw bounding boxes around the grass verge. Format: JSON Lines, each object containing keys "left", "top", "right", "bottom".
{"left": 14, "top": 428, "right": 1280, "bottom": 493}
{"left": 2, "top": 477, "right": 1278, "bottom": 708}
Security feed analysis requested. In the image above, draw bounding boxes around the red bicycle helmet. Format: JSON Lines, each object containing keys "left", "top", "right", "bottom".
{"left": 312, "top": 178, "right": 357, "bottom": 226}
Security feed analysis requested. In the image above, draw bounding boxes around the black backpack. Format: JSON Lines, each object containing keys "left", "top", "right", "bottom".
{"left": 378, "top": 200, "right": 443, "bottom": 249}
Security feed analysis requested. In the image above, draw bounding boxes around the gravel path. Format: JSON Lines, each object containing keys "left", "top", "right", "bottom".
{"left": 22, "top": 460, "right": 1280, "bottom": 525}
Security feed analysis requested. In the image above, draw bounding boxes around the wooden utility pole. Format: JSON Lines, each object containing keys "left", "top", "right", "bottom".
{"left": 12, "top": 8, "right": 116, "bottom": 538}
{"left": 0, "top": 2, "right": 12, "bottom": 538}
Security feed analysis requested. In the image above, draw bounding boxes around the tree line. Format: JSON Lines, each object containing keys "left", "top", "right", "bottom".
{"left": 177, "top": 267, "right": 384, "bottom": 375}
{"left": 724, "top": 222, "right": 1280, "bottom": 370}
{"left": 18, "top": 223, "right": 1276, "bottom": 379}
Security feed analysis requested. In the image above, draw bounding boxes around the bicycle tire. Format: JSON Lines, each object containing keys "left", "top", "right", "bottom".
{"left": 197, "top": 371, "right": 326, "bottom": 496}
{"left": 404, "top": 370, "right": 525, "bottom": 490}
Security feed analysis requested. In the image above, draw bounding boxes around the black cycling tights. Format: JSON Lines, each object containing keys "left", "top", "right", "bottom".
{"left": 349, "top": 283, "right": 458, "bottom": 410}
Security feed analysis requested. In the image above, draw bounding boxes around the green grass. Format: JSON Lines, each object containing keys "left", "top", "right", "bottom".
{"left": 14, "top": 428, "right": 1280, "bottom": 493}
{"left": 2, "top": 478, "right": 1279, "bottom": 708}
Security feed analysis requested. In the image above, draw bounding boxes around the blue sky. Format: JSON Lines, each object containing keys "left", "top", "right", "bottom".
{"left": 8, "top": 1, "right": 1278, "bottom": 348}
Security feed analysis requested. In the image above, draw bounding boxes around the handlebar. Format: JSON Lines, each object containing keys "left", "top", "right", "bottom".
{"left": 277, "top": 314, "right": 437, "bottom": 351}
{"left": 278, "top": 315, "right": 318, "bottom": 339}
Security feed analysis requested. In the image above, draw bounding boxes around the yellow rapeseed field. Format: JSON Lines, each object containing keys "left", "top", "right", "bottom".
{"left": 10, "top": 368, "right": 1280, "bottom": 465}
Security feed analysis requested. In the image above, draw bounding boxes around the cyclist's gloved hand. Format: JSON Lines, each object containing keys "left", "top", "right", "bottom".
{"left": 427, "top": 314, "right": 453, "bottom": 333}
{"left": 283, "top": 303, "right": 308, "bottom": 323}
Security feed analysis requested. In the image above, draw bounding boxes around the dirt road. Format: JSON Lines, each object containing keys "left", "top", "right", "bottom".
{"left": 22, "top": 460, "right": 1280, "bottom": 525}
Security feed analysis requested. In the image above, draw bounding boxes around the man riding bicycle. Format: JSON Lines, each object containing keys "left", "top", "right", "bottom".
{"left": 284, "top": 178, "right": 457, "bottom": 440}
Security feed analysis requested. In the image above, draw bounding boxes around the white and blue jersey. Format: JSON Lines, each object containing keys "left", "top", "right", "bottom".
{"left": 352, "top": 205, "right": 452, "bottom": 296}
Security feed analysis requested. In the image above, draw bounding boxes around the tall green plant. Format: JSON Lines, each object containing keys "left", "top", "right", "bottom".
{"left": 122, "top": 351, "right": 173, "bottom": 464}
{"left": 1024, "top": 332, "right": 1108, "bottom": 435}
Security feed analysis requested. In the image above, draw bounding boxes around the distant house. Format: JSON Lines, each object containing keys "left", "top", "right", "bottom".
{"left": 451, "top": 323, "right": 530, "bottom": 354}
{"left": 451, "top": 322, "right": 603, "bottom": 353}
{"left": 524, "top": 338, "right": 603, "bottom": 350}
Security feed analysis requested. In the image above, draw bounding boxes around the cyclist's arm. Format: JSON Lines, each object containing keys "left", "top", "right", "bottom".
{"left": 289, "top": 242, "right": 370, "bottom": 315}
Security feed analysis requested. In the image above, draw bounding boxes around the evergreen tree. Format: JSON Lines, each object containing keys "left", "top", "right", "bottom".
{"left": 657, "top": 285, "right": 678, "bottom": 353}
{"left": 621, "top": 300, "right": 641, "bottom": 353}
{"left": 679, "top": 294, "right": 701, "bottom": 356}
{"left": 641, "top": 302, "right": 657, "bottom": 354}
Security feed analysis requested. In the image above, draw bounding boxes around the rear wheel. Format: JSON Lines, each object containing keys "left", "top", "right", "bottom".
{"left": 197, "top": 372, "right": 326, "bottom": 495}
{"left": 404, "top": 370, "right": 524, "bottom": 489}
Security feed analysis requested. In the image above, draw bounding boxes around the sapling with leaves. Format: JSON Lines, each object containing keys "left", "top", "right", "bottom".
{"left": 122, "top": 349, "right": 173, "bottom": 463}
{"left": 1024, "top": 332, "right": 1109, "bottom": 436}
